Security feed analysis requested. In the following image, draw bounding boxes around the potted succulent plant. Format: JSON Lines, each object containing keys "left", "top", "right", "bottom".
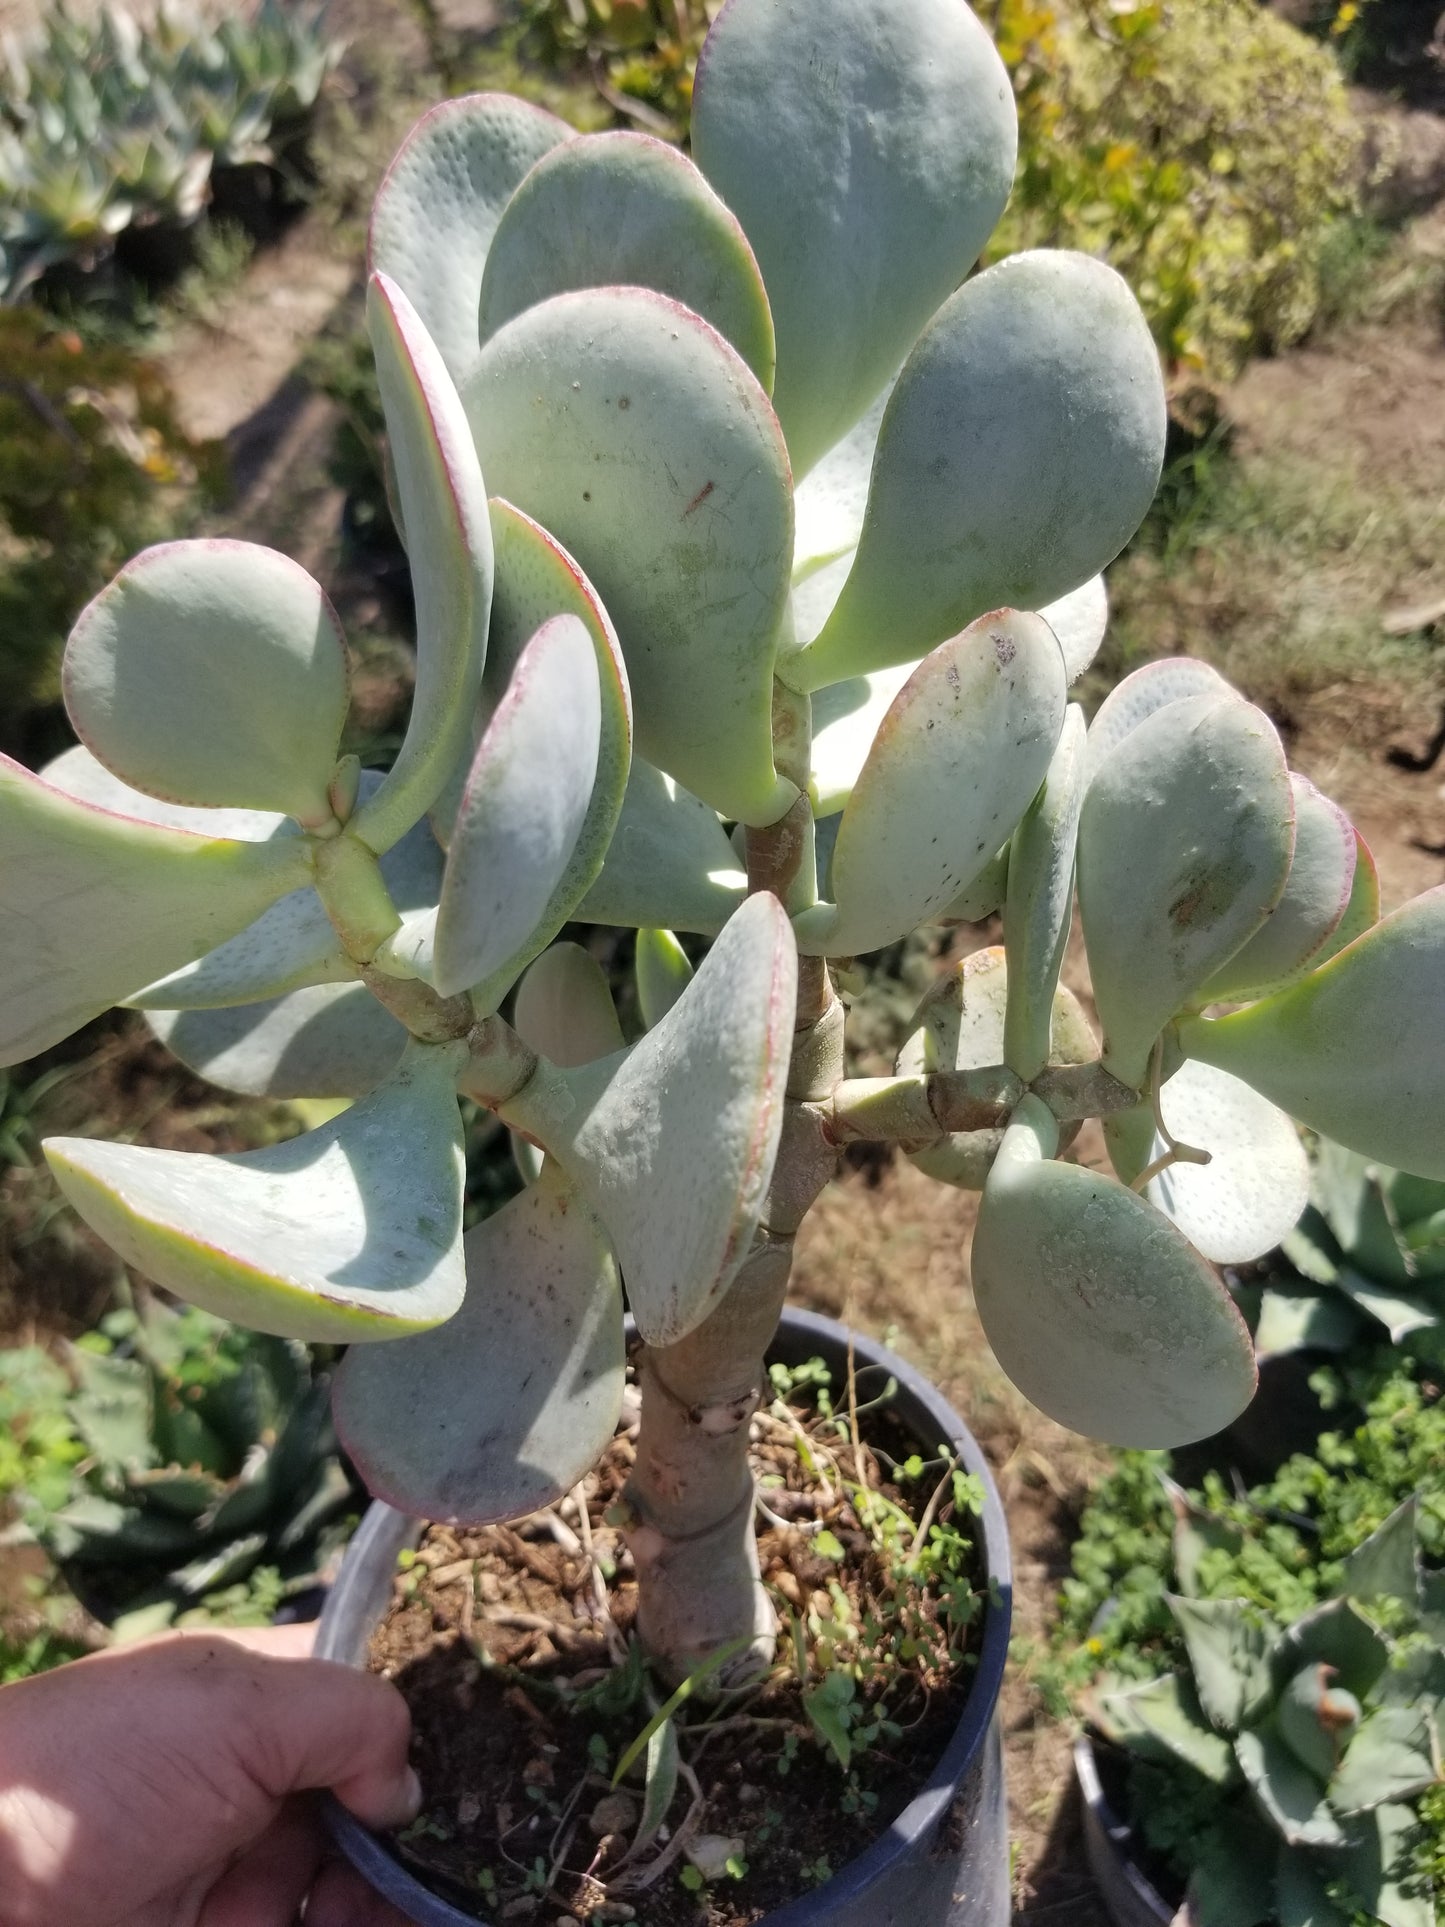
{"left": 3, "top": 0, "right": 1443, "bottom": 1915}
{"left": 1082, "top": 1496, "right": 1442, "bottom": 1927}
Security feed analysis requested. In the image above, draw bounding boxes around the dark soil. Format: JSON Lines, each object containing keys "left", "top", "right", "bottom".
{"left": 367, "top": 1372, "right": 989, "bottom": 1925}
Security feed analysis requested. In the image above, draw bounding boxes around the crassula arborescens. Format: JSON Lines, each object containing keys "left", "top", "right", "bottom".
{"left": 3, "top": 0, "right": 1441, "bottom": 1682}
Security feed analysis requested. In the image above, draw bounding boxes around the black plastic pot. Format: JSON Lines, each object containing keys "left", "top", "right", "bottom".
{"left": 316, "top": 1307, "right": 1014, "bottom": 1925}
{"left": 1074, "top": 1734, "right": 1173, "bottom": 1927}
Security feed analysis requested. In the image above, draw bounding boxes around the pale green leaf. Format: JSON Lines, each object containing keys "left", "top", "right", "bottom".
{"left": 0, "top": 753, "right": 310, "bottom": 1066}
{"left": 1177, "top": 887, "right": 1445, "bottom": 1179}
{"left": 692, "top": 0, "right": 1016, "bottom": 476}
{"left": 146, "top": 984, "right": 408, "bottom": 1100}
{"left": 434, "top": 613, "right": 601, "bottom": 1004}
{"left": 1168, "top": 1595, "right": 1277, "bottom": 1733}
{"left": 1338, "top": 1803, "right": 1436, "bottom": 1927}
{"left": 351, "top": 274, "right": 494, "bottom": 857}
{"left": 1276, "top": 1846, "right": 1353, "bottom": 1927}
{"left": 1329, "top": 1703, "right": 1436, "bottom": 1815}
{"left": 1277, "top": 1664, "right": 1361, "bottom": 1783}
{"left": 1273, "top": 1600, "right": 1389, "bottom": 1703}
{"left": 788, "top": 251, "right": 1165, "bottom": 690}
{"left": 1078, "top": 692, "right": 1294, "bottom": 1087}
{"left": 129, "top": 775, "right": 443, "bottom": 1010}
{"left": 576, "top": 757, "right": 747, "bottom": 935}
{"left": 1004, "top": 705, "right": 1086, "bottom": 1081}
{"left": 502, "top": 893, "right": 796, "bottom": 1345}
{"left": 40, "top": 743, "right": 286, "bottom": 842}
{"left": 1040, "top": 574, "right": 1108, "bottom": 685}
{"left": 464, "top": 286, "right": 794, "bottom": 825}
{"left": 1202, "top": 777, "right": 1357, "bottom": 1002}
{"left": 1086, "top": 656, "right": 1232, "bottom": 782}
{"left": 971, "top": 1096, "right": 1256, "bottom": 1445}
{"left": 1341, "top": 1498, "right": 1421, "bottom": 1613}
{"left": 479, "top": 130, "right": 774, "bottom": 388}
{"left": 1236, "top": 1726, "right": 1344, "bottom": 1848}
{"left": 1176, "top": 1816, "right": 1277, "bottom": 1927}
{"left": 807, "top": 660, "right": 915, "bottom": 818}
{"left": 635, "top": 929, "right": 694, "bottom": 1030}
{"left": 1323, "top": 826, "right": 1380, "bottom": 959}
{"left": 793, "top": 610, "right": 1066, "bottom": 957}
{"left": 63, "top": 540, "right": 349, "bottom": 826}
{"left": 368, "top": 92, "right": 571, "bottom": 391}
{"left": 513, "top": 942, "right": 625, "bottom": 1068}
{"left": 333, "top": 1167, "right": 623, "bottom": 1525}
{"left": 45, "top": 1042, "right": 467, "bottom": 1342}
{"left": 1092, "top": 1673, "right": 1237, "bottom": 1783}
{"left": 1111, "top": 1060, "right": 1310, "bottom": 1267}
{"left": 898, "top": 947, "right": 1093, "bottom": 1191}
{"left": 1253, "top": 1287, "right": 1360, "bottom": 1362}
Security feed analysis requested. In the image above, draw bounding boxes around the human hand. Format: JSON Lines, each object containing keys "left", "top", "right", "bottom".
{"left": 0, "top": 1623, "right": 420, "bottom": 1927}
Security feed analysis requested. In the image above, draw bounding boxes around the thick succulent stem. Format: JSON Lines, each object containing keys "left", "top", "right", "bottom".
{"left": 620, "top": 678, "right": 840, "bottom": 1684}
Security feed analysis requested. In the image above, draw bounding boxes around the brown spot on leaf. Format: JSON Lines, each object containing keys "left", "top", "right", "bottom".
{"left": 683, "top": 480, "right": 715, "bottom": 517}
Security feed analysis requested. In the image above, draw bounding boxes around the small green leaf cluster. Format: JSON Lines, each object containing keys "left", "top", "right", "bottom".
{"left": 0, "top": 1303, "right": 353, "bottom": 1635}
{"left": 0, "top": 0, "right": 340, "bottom": 298}
{"left": 1259, "top": 1139, "right": 1445, "bottom": 1364}
{"left": 982, "top": 0, "right": 1363, "bottom": 380}
{"left": 0, "top": 306, "right": 224, "bottom": 760}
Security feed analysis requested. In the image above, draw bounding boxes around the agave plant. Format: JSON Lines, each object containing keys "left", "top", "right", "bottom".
{"left": 1092, "top": 1496, "right": 1442, "bottom": 1926}
{"left": 2, "top": 0, "right": 1442, "bottom": 1689}
{"left": 4, "top": 1304, "right": 352, "bottom": 1638}
{"left": 1256, "top": 1139, "right": 1445, "bottom": 1362}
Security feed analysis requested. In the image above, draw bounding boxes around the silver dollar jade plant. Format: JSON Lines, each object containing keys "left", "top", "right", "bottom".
{"left": 5, "top": 0, "right": 1443, "bottom": 1689}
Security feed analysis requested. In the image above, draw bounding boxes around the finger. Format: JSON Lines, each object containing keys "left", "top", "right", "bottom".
{"left": 304, "top": 1855, "right": 419, "bottom": 1927}
{"left": 182, "top": 1622, "right": 318, "bottom": 1660}
{"left": 198, "top": 1800, "right": 327, "bottom": 1927}
{"left": 222, "top": 1649, "right": 421, "bottom": 1830}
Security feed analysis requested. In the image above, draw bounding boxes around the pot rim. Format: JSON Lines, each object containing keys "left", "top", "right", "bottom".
{"left": 318, "top": 1306, "right": 1013, "bottom": 1926}
{"left": 1073, "top": 1731, "right": 1174, "bottom": 1927}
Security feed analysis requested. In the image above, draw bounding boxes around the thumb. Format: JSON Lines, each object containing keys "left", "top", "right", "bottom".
{"left": 224, "top": 1647, "right": 422, "bottom": 1830}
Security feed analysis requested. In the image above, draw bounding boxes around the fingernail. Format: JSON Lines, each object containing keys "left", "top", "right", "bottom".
{"left": 398, "top": 1765, "right": 423, "bottom": 1823}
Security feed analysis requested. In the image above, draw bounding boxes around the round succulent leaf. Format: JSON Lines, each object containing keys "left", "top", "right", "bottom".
{"left": 1086, "top": 655, "right": 1233, "bottom": 782}
{"left": 351, "top": 275, "right": 494, "bottom": 858}
{"left": 788, "top": 252, "right": 1166, "bottom": 692}
{"left": 40, "top": 743, "right": 287, "bottom": 842}
{"left": 464, "top": 286, "right": 794, "bottom": 826}
{"left": 807, "top": 659, "right": 915, "bottom": 818}
{"left": 793, "top": 610, "right": 1067, "bottom": 958}
{"left": 1328, "top": 1704, "right": 1438, "bottom": 1818}
{"left": 1337, "top": 1804, "right": 1437, "bottom": 1927}
{"left": 1104, "top": 1060, "right": 1310, "bottom": 1267}
{"left": 635, "top": 928, "right": 694, "bottom": 1030}
{"left": 1235, "top": 1726, "right": 1346, "bottom": 1849}
{"left": 899, "top": 948, "right": 1093, "bottom": 1190}
{"left": 1003, "top": 705, "right": 1086, "bottom": 1082}
{"left": 332, "top": 1168, "right": 623, "bottom": 1528}
{"left": 63, "top": 540, "right": 349, "bottom": 827}
{"left": 368, "top": 93, "right": 572, "bottom": 391}
{"left": 577, "top": 757, "right": 747, "bottom": 935}
{"left": 434, "top": 614, "right": 601, "bottom": 1006}
{"left": 1277, "top": 1664, "right": 1361, "bottom": 1784}
{"left": 502, "top": 892, "right": 796, "bottom": 1346}
{"left": 1039, "top": 575, "right": 1108, "bottom": 685}
{"left": 146, "top": 984, "right": 409, "bottom": 1100}
{"left": 1177, "top": 887, "right": 1445, "bottom": 1180}
{"left": 1324, "top": 826, "right": 1381, "bottom": 958}
{"left": 691, "top": 0, "right": 1017, "bottom": 478}
{"left": 972, "top": 1096, "right": 1257, "bottom": 1445}
{"left": 44, "top": 1041, "right": 467, "bottom": 1343}
{"left": 941, "top": 844, "right": 1011, "bottom": 925}
{"left": 0, "top": 753, "right": 310, "bottom": 1067}
{"left": 1077, "top": 692, "right": 1294, "bottom": 1088}
{"left": 129, "top": 777, "right": 444, "bottom": 1011}
{"left": 1201, "top": 776, "right": 1357, "bottom": 1003}
{"left": 478, "top": 131, "right": 775, "bottom": 390}
{"left": 513, "top": 942, "right": 625, "bottom": 1068}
